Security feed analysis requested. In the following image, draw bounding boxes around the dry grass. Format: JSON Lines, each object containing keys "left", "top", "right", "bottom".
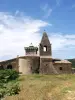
{"left": 4, "top": 74, "right": 75, "bottom": 100}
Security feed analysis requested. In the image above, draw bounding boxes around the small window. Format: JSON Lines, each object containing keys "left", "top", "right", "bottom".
{"left": 43, "top": 46, "right": 47, "bottom": 52}
{"left": 59, "top": 67, "right": 62, "bottom": 70}
{"left": 46, "top": 64, "right": 48, "bottom": 67}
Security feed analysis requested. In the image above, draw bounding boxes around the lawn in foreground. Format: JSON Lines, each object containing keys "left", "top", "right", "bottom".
{"left": 5, "top": 74, "right": 75, "bottom": 100}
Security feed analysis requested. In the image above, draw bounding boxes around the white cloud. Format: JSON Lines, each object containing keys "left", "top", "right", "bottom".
{"left": 0, "top": 11, "right": 75, "bottom": 60}
{"left": 0, "top": 12, "right": 49, "bottom": 61}
{"left": 49, "top": 33, "right": 75, "bottom": 59}
{"left": 41, "top": 3, "right": 52, "bottom": 18}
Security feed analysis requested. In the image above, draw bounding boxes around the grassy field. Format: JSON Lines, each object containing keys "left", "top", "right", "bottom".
{"left": 5, "top": 74, "right": 75, "bottom": 100}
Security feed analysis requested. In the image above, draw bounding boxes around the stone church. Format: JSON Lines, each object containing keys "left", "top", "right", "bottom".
{"left": 0, "top": 32, "right": 72, "bottom": 74}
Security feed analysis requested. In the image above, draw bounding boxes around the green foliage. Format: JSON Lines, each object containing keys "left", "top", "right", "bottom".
{"left": 68, "top": 59, "right": 75, "bottom": 68}
{"left": 6, "top": 82, "right": 20, "bottom": 96}
{"left": 0, "top": 89, "right": 5, "bottom": 99}
{"left": 0, "top": 70, "right": 20, "bottom": 99}
{"left": 0, "top": 69, "right": 19, "bottom": 83}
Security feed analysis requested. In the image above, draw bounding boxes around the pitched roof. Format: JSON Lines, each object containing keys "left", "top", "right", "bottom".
{"left": 54, "top": 60, "right": 72, "bottom": 64}
{"left": 40, "top": 31, "right": 51, "bottom": 45}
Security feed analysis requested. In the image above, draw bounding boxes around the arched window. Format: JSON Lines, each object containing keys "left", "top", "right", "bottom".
{"left": 43, "top": 46, "right": 47, "bottom": 52}
{"left": 7, "top": 64, "right": 12, "bottom": 69}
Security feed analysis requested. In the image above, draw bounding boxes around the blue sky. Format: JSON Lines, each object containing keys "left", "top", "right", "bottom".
{"left": 0, "top": 0, "right": 75, "bottom": 60}
{"left": 0, "top": 0, "right": 75, "bottom": 33}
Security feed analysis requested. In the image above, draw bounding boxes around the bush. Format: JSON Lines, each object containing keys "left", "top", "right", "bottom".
{"left": 6, "top": 83, "right": 20, "bottom": 96}
{"left": 0, "top": 89, "right": 5, "bottom": 99}
{"left": 0, "top": 69, "right": 19, "bottom": 83}
{"left": 0, "top": 70, "right": 20, "bottom": 99}
{"left": 0, "top": 83, "right": 20, "bottom": 99}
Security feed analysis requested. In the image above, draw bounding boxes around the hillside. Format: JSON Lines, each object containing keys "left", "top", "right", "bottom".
{"left": 68, "top": 59, "right": 75, "bottom": 68}
{"left": 5, "top": 74, "right": 75, "bottom": 100}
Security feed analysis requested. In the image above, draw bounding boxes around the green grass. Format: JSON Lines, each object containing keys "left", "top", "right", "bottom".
{"left": 4, "top": 74, "right": 75, "bottom": 100}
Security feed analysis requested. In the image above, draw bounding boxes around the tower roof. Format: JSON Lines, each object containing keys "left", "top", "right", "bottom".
{"left": 39, "top": 31, "right": 52, "bottom": 56}
{"left": 40, "top": 31, "right": 50, "bottom": 45}
{"left": 25, "top": 43, "right": 38, "bottom": 50}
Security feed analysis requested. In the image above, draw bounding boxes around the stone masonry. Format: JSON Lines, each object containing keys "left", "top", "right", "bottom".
{"left": 0, "top": 31, "right": 72, "bottom": 74}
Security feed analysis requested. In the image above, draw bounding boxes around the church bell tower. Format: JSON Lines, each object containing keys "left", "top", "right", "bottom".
{"left": 39, "top": 31, "right": 52, "bottom": 56}
{"left": 39, "top": 31, "right": 57, "bottom": 74}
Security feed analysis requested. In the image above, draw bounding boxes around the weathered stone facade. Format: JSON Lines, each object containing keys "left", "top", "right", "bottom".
{"left": 39, "top": 32, "right": 52, "bottom": 56}
{"left": 0, "top": 58, "right": 18, "bottom": 71}
{"left": 53, "top": 60, "right": 72, "bottom": 74}
{"left": 0, "top": 31, "right": 72, "bottom": 74}
{"left": 40, "top": 57, "right": 58, "bottom": 74}
{"left": 18, "top": 56, "right": 40, "bottom": 74}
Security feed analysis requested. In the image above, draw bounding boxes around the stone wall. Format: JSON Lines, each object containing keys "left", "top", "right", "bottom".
{"left": 18, "top": 56, "right": 40, "bottom": 74}
{"left": 0, "top": 58, "right": 18, "bottom": 72}
{"left": 19, "top": 58, "right": 32, "bottom": 74}
{"left": 40, "top": 57, "right": 58, "bottom": 74}
{"left": 0, "top": 56, "right": 72, "bottom": 74}
{"left": 0, "top": 56, "right": 40, "bottom": 75}
{"left": 53, "top": 63, "right": 72, "bottom": 74}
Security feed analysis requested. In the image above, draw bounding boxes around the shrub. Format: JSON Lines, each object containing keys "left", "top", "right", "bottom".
{"left": 6, "top": 83, "right": 20, "bottom": 96}
{"left": 0, "top": 70, "right": 20, "bottom": 99}
{"left": 0, "top": 69, "right": 19, "bottom": 83}
{"left": 0, "top": 83, "right": 20, "bottom": 99}
{"left": 0, "top": 89, "right": 5, "bottom": 99}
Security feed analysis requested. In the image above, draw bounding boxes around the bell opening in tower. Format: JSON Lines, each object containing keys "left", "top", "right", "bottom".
{"left": 43, "top": 46, "right": 47, "bottom": 52}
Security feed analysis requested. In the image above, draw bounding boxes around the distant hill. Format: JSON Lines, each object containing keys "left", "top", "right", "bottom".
{"left": 68, "top": 59, "right": 75, "bottom": 68}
